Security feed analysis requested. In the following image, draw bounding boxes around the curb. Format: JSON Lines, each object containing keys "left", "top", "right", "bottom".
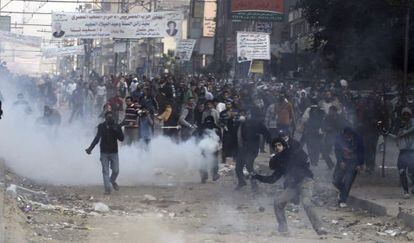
{"left": 348, "top": 195, "right": 414, "bottom": 230}
{"left": 348, "top": 196, "right": 387, "bottom": 217}
{"left": 397, "top": 211, "right": 414, "bottom": 229}
{"left": 321, "top": 182, "right": 414, "bottom": 230}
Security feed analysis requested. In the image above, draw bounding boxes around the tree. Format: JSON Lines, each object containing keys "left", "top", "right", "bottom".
{"left": 298, "top": 0, "right": 414, "bottom": 79}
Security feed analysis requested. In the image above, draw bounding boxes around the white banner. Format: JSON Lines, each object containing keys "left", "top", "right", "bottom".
{"left": 175, "top": 39, "right": 196, "bottom": 61}
{"left": 237, "top": 32, "right": 270, "bottom": 63}
{"left": 51, "top": 11, "right": 183, "bottom": 39}
{"left": 42, "top": 45, "right": 85, "bottom": 57}
{"left": 0, "top": 31, "right": 42, "bottom": 47}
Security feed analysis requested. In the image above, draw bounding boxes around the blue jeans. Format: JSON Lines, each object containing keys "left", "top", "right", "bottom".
{"left": 100, "top": 153, "right": 119, "bottom": 192}
{"left": 332, "top": 162, "right": 358, "bottom": 203}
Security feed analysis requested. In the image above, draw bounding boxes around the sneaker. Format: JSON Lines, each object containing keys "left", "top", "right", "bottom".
{"left": 316, "top": 227, "right": 328, "bottom": 235}
{"left": 200, "top": 172, "right": 208, "bottom": 184}
{"left": 111, "top": 182, "right": 120, "bottom": 191}
{"left": 104, "top": 190, "right": 111, "bottom": 195}
{"left": 339, "top": 202, "right": 348, "bottom": 208}
{"left": 212, "top": 174, "right": 220, "bottom": 181}
{"left": 278, "top": 224, "right": 289, "bottom": 233}
{"left": 234, "top": 182, "right": 247, "bottom": 191}
{"left": 403, "top": 192, "right": 410, "bottom": 199}
{"left": 251, "top": 182, "right": 259, "bottom": 193}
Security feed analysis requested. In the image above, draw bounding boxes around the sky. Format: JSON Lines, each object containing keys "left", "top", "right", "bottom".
{"left": 1, "top": 1, "right": 78, "bottom": 39}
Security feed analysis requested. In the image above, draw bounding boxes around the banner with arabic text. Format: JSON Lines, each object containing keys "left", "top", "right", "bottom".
{"left": 237, "top": 32, "right": 270, "bottom": 63}
{"left": 175, "top": 39, "right": 196, "bottom": 61}
{"left": 51, "top": 11, "right": 183, "bottom": 39}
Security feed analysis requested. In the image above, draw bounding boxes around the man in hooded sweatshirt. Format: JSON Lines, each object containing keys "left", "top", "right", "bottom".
{"left": 252, "top": 137, "right": 327, "bottom": 235}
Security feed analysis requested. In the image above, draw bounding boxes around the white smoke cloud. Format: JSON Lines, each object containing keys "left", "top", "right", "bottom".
{"left": 0, "top": 77, "right": 220, "bottom": 187}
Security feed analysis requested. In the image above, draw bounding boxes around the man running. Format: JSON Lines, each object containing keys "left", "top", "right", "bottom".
{"left": 86, "top": 111, "right": 124, "bottom": 195}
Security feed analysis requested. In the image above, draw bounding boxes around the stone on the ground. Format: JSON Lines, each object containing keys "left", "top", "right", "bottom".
{"left": 93, "top": 202, "right": 110, "bottom": 212}
{"left": 407, "top": 231, "right": 414, "bottom": 241}
{"left": 6, "top": 184, "right": 17, "bottom": 198}
{"left": 143, "top": 194, "right": 157, "bottom": 201}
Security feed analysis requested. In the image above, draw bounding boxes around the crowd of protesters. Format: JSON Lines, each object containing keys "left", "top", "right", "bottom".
{"left": 0, "top": 62, "right": 413, "bottom": 234}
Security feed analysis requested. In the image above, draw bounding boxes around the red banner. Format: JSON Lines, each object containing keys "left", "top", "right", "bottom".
{"left": 231, "top": 0, "right": 283, "bottom": 14}
{"left": 231, "top": 0, "right": 284, "bottom": 21}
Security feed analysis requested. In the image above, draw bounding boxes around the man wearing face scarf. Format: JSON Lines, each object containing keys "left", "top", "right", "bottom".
{"left": 86, "top": 111, "right": 125, "bottom": 195}
{"left": 234, "top": 110, "right": 271, "bottom": 191}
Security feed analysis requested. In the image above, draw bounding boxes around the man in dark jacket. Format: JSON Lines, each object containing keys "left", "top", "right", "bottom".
{"left": 321, "top": 106, "right": 350, "bottom": 170}
{"left": 253, "top": 137, "right": 327, "bottom": 235}
{"left": 86, "top": 111, "right": 125, "bottom": 194}
{"left": 301, "top": 101, "right": 326, "bottom": 167}
{"left": 277, "top": 128, "right": 301, "bottom": 152}
{"left": 235, "top": 111, "right": 270, "bottom": 190}
{"left": 333, "top": 127, "right": 364, "bottom": 207}
{"left": 220, "top": 101, "right": 239, "bottom": 164}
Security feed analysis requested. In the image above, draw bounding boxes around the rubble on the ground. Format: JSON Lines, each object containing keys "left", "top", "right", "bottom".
{"left": 218, "top": 164, "right": 235, "bottom": 176}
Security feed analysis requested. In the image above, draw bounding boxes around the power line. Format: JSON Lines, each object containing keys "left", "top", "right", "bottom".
{"left": 12, "top": 23, "right": 51, "bottom": 26}
{"left": 1, "top": 11, "right": 52, "bottom": 14}
{"left": 2, "top": 49, "right": 43, "bottom": 52}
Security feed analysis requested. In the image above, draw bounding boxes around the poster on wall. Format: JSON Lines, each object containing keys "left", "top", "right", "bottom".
{"left": 175, "top": 39, "right": 196, "bottom": 61}
{"left": 203, "top": 0, "right": 217, "bottom": 37}
{"left": 249, "top": 60, "right": 264, "bottom": 74}
{"left": 51, "top": 11, "right": 183, "bottom": 39}
{"left": 237, "top": 32, "right": 270, "bottom": 63}
{"left": 231, "top": 0, "right": 284, "bottom": 22}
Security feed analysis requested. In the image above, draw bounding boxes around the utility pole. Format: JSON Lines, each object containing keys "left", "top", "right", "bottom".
{"left": 122, "top": 0, "right": 129, "bottom": 74}
{"left": 403, "top": 3, "right": 410, "bottom": 101}
{"left": 145, "top": 0, "right": 154, "bottom": 78}
{"left": 114, "top": 0, "right": 128, "bottom": 75}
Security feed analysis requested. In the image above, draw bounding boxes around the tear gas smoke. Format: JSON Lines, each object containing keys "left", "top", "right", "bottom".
{"left": 0, "top": 77, "right": 220, "bottom": 186}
